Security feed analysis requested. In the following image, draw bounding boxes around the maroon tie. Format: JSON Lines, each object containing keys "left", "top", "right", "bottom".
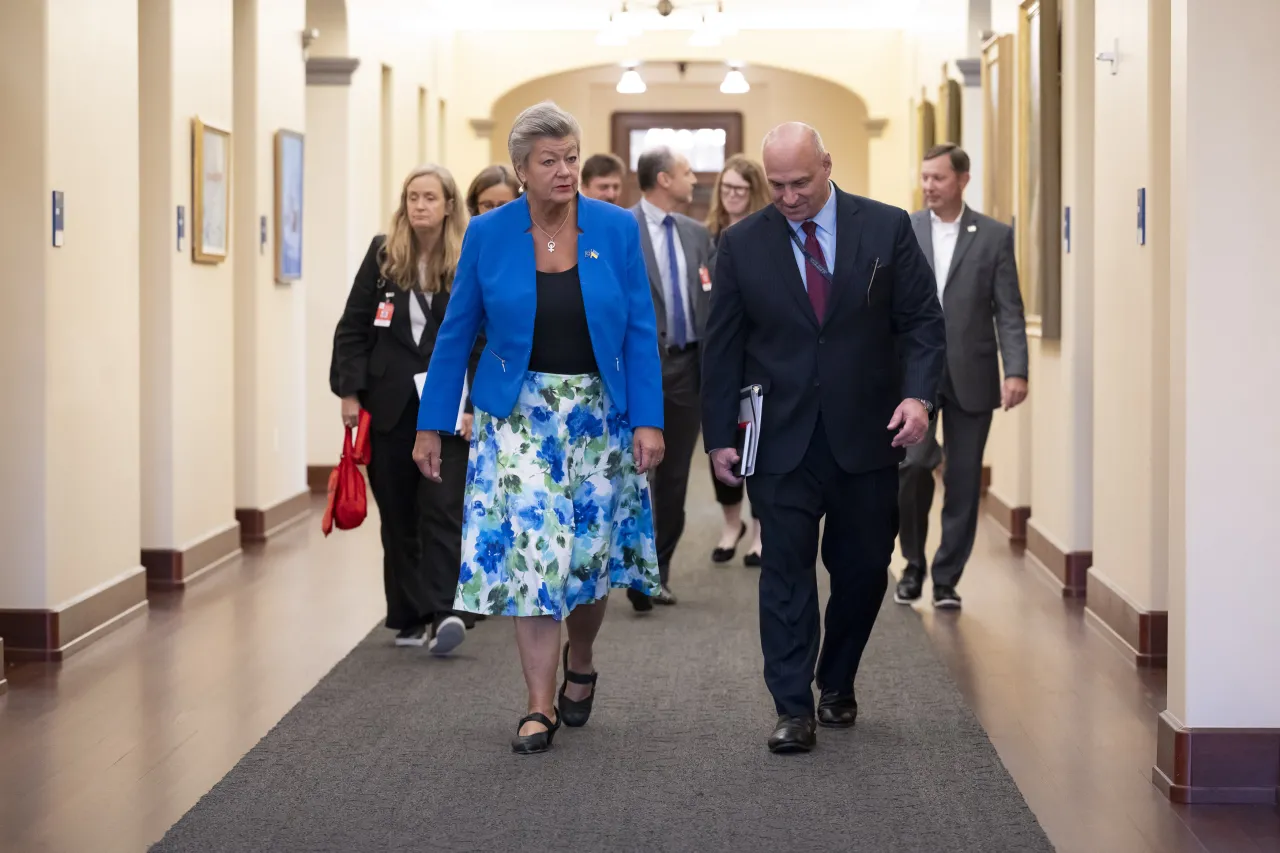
{"left": 801, "top": 220, "right": 829, "bottom": 321}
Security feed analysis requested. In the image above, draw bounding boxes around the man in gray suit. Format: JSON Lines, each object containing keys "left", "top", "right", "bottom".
{"left": 896, "top": 143, "right": 1029, "bottom": 609}
{"left": 626, "top": 146, "right": 715, "bottom": 611}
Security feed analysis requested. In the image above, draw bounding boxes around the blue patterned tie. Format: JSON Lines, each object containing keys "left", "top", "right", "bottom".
{"left": 663, "top": 215, "right": 687, "bottom": 349}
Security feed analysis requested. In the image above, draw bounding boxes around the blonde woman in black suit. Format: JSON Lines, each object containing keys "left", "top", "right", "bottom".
{"left": 331, "top": 164, "right": 479, "bottom": 652}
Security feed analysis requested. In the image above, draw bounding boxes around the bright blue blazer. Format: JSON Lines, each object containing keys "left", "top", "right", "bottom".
{"left": 416, "top": 193, "right": 665, "bottom": 432}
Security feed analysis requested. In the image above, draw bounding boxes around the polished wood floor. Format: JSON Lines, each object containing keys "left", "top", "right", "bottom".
{"left": 1, "top": 480, "right": 1277, "bottom": 852}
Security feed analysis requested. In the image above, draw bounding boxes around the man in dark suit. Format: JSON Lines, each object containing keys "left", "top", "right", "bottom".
{"left": 896, "top": 143, "right": 1028, "bottom": 610}
{"left": 702, "top": 123, "right": 946, "bottom": 753}
{"left": 626, "top": 146, "right": 716, "bottom": 611}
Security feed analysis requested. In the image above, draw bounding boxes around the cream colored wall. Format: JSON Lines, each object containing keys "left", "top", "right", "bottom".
{"left": 1089, "top": 0, "right": 1167, "bottom": 610}
{"left": 1167, "top": 0, "right": 1280, "bottom": 728}
{"left": 140, "top": 0, "right": 239, "bottom": 550}
{"left": 0, "top": 0, "right": 144, "bottom": 609}
{"left": 489, "top": 64, "right": 870, "bottom": 196}
{"left": 1027, "top": 0, "right": 1094, "bottom": 554}
{"left": 448, "top": 29, "right": 912, "bottom": 211}
{"left": 0, "top": 1, "right": 50, "bottom": 608}
{"left": 233, "top": 0, "right": 308, "bottom": 510}
{"left": 303, "top": 0, "right": 454, "bottom": 468}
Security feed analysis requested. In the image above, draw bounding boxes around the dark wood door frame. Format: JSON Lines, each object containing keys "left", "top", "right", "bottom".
{"left": 610, "top": 111, "right": 744, "bottom": 220}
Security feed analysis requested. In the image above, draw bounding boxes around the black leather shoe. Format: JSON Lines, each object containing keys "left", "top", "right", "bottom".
{"left": 932, "top": 584, "right": 962, "bottom": 609}
{"left": 817, "top": 691, "right": 858, "bottom": 728}
{"left": 711, "top": 522, "right": 747, "bottom": 563}
{"left": 626, "top": 588, "right": 653, "bottom": 612}
{"left": 767, "top": 715, "right": 817, "bottom": 753}
{"left": 557, "top": 642, "right": 597, "bottom": 727}
{"left": 894, "top": 567, "right": 924, "bottom": 604}
{"left": 511, "top": 710, "right": 560, "bottom": 755}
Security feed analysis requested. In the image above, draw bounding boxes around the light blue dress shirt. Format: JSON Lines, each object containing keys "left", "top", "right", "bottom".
{"left": 786, "top": 181, "right": 838, "bottom": 290}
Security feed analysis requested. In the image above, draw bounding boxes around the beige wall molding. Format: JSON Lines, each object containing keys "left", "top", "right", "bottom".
{"left": 141, "top": 522, "right": 243, "bottom": 590}
{"left": 0, "top": 569, "right": 148, "bottom": 664}
{"left": 983, "top": 489, "right": 1030, "bottom": 544}
{"left": 1084, "top": 569, "right": 1167, "bottom": 668}
{"left": 306, "top": 57, "right": 360, "bottom": 86}
{"left": 1154, "top": 711, "right": 1279, "bottom": 805}
{"left": 236, "top": 490, "right": 312, "bottom": 544}
{"left": 864, "top": 117, "right": 889, "bottom": 138}
{"left": 1025, "top": 519, "right": 1090, "bottom": 598}
{"left": 469, "top": 117, "right": 495, "bottom": 139}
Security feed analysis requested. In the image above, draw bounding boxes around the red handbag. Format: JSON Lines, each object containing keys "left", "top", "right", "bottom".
{"left": 321, "top": 426, "right": 368, "bottom": 536}
{"left": 352, "top": 408, "right": 372, "bottom": 465}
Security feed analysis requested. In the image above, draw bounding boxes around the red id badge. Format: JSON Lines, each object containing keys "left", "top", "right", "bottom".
{"left": 374, "top": 301, "right": 394, "bottom": 327}
{"left": 699, "top": 265, "right": 712, "bottom": 292}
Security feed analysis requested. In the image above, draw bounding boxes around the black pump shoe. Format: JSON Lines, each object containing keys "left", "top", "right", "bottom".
{"left": 511, "top": 710, "right": 560, "bottom": 755}
{"left": 711, "top": 521, "right": 747, "bottom": 563}
{"left": 558, "top": 642, "right": 598, "bottom": 728}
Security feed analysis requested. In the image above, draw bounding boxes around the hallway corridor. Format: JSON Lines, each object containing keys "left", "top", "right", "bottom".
{"left": 1, "top": 464, "right": 1277, "bottom": 852}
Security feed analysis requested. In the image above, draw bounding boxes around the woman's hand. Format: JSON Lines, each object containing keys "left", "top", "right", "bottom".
{"left": 460, "top": 413, "right": 474, "bottom": 442}
{"left": 341, "top": 396, "right": 361, "bottom": 429}
{"left": 632, "top": 427, "right": 665, "bottom": 474}
{"left": 413, "top": 430, "right": 443, "bottom": 482}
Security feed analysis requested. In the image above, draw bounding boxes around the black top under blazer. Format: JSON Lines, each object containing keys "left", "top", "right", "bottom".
{"left": 330, "top": 235, "right": 482, "bottom": 433}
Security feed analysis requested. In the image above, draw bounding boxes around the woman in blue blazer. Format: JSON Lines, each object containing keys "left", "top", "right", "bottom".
{"left": 412, "top": 102, "right": 665, "bottom": 754}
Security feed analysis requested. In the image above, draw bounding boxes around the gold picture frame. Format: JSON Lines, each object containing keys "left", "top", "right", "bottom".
{"left": 273, "top": 129, "right": 304, "bottom": 283}
{"left": 981, "top": 34, "right": 1015, "bottom": 227}
{"left": 192, "top": 117, "right": 231, "bottom": 264}
{"left": 1016, "top": 0, "right": 1062, "bottom": 338}
{"left": 939, "top": 75, "right": 963, "bottom": 145}
{"left": 912, "top": 91, "right": 937, "bottom": 211}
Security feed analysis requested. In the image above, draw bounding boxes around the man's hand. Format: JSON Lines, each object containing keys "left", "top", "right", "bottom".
{"left": 710, "top": 447, "right": 743, "bottom": 487}
{"left": 413, "top": 430, "right": 442, "bottom": 482}
{"left": 460, "top": 413, "right": 474, "bottom": 442}
{"left": 1002, "top": 377, "right": 1028, "bottom": 410}
{"left": 340, "top": 396, "right": 361, "bottom": 429}
{"left": 888, "top": 398, "right": 929, "bottom": 448}
{"left": 633, "top": 427, "right": 665, "bottom": 474}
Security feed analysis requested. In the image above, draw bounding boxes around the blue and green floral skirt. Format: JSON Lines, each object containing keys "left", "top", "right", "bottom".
{"left": 454, "top": 371, "right": 660, "bottom": 620}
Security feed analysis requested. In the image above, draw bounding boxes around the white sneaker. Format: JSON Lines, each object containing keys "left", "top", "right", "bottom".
{"left": 429, "top": 615, "right": 466, "bottom": 656}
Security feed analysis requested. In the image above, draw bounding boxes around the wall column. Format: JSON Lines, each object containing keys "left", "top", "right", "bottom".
{"left": 231, "top": 0, "right": 311, "bottom": 542}
{"left": 1154, "top": 0, "right": 1280, "bottom": 805}
{"left": 138, "top": 0, "right": 242, "bottom": 588}
{"left": 0, "top": 0, "right": 147, "bottom": 661}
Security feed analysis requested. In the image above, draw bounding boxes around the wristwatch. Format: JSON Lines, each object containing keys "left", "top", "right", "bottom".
{"left": 913, "top": 398, "right": 935, "bottom": 416}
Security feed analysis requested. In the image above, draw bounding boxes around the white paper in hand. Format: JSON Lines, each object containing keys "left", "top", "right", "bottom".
{"left": 414, "top": 371, "right": 468, "bottom": 434}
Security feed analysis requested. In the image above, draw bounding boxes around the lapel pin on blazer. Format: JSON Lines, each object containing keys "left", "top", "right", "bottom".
{"left": 967, "top": 224, "right": 978, "bottom": 233}
{"left": 585, "top": 249, "right": 599, "bottom": 259}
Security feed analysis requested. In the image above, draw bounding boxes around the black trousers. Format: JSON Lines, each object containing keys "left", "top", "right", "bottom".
{"left": 711, "top": 466, "right": 745, "bottom": 506}
{"left": 365, "top": 403, "right": 468, "bottom": 631}
{"left": 651, "top": 347, "right": 703, "bottom": 584}
{"left": 747, "top": 418, "right": 899, "bottom": 717}
{"left": 897, "top": 390, "right": 993, "bottom": 588}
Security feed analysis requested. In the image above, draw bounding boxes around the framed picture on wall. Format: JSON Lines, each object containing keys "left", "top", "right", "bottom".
{"left": 911, "top": 92, "right": 937, "bottom": 211}
{"left": 939, "top": 75, "right": 963, "bottom": 145}
{"left": 981, "top": 34, "right": 1015, "bottom": 227}
{"left": 274, "top": 129, "right": 305, "bottom": 283}
{"left": 192, "top": 117, "right": 231, "bottom": 264}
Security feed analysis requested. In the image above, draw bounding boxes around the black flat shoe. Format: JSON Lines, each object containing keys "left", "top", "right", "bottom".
{"left": 817, "top": 690, "right": 858, "bottom": 728}
{"left": 743, "top": 550, "right": 762, "bottom": 568}
{"left": 558, "top": 642, "right": 598, "bottom": 727}
{"left": 768, "top": 715, "right": 817, "bottom": 753}
{"left": 711, "top": 522, "right": 747, "bottom": 563}
{"left": 511, "top": 710, "right": 560, "bottom": 755}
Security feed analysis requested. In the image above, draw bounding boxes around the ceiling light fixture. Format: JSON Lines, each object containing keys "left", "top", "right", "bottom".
{"left": 719, "top": 67, "right": 749, "bottom": 94}
{"left": 617, "top": 67, "right": 647, "bottom": 94}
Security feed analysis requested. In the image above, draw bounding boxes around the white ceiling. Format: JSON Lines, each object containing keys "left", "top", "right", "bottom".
{"left": 438, "top": 0, "right": 964, "bottom": 32}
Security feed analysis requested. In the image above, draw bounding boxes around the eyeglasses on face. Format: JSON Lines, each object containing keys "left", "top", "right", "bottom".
{"left": 720, "top": 183, "right": 751, "bottom": 197}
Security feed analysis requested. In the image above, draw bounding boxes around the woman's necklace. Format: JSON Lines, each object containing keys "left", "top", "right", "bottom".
{"left": 530, "top": 203, "right": 572, "bottom": 253}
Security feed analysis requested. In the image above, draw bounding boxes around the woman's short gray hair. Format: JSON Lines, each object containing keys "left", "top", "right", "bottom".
{"left": 508, "top": 101, "right": 582, "bottom": 169}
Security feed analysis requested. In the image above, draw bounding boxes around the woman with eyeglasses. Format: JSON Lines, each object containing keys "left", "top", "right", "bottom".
{"left": 704, "top": 154, "right": 772, "bottom": 567}
{"left": 465, "top": 164, "right": 522, "bottom": 217}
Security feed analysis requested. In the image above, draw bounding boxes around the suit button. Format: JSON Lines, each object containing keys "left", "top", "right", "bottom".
{"left": 813, "top": 379, "right": 820, "bottom": 388}
{"left": 818, "top": 336, "right": 825, "bottom": 344}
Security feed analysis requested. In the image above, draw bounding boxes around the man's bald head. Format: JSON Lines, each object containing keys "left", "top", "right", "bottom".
{"left": 761, "top": 122, "right": 833, "bottom": 222}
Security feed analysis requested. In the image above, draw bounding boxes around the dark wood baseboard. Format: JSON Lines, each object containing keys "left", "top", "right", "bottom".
{"left": 980, "top": 464, "right": 991, "bottom": 496}
{"left": 307, "top": 464, "right": 331, "bottom": 495}
{"left": 983, "top": 489, "right": 1030, "bottom": 544}
{"left": 1025, "top": 519, "right": 1091, "bottom": 598}
{"left": 0, "top": 569, "right": 149, "bottom": 664}
{"left": 141, "top": 522, "right": 243, "bottom": 590}
{"left": 236, "top": 489, "right": 312, "bottom": 544}
{"left": 1083, "top": 569, "right": 1167, "bottom": 667}
{"left": 1153, "top": 710, "right": 1280, "bottom": 804}
{"left": 0, "top": 639, "right": 6, "bottom": 694}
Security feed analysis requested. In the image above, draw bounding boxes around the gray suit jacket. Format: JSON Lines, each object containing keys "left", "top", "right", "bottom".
{"left": 630, "top": 202, "right": 716, "bottom": 350}
{"left": 911, "top": 206, "right": 1028, "bottom": 412}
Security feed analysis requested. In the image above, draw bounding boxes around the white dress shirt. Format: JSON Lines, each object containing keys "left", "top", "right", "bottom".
{"left": 640, "top": 197, "right": 696, "bottom": 344}
{"left": 786, "top": 181, "right": 838, "bottom": 290}
{"left": 929, "top": 204, "right": 966, "bottom": 305}
{"left": 412, "top": 259, "right": 466, "bottom": 431}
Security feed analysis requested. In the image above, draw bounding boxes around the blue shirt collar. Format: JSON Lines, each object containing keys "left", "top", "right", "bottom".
{"left": 788, "top": 181, "right": 837, "bottom": 236}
